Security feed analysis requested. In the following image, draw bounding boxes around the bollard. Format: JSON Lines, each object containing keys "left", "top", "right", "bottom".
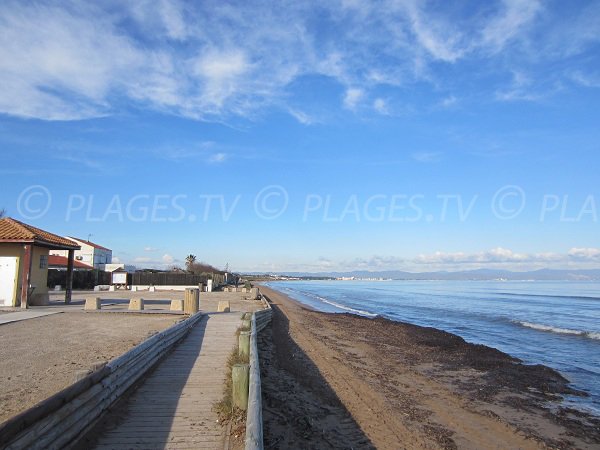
{"left": 241, "top": 319, "right": 251, "bottom": 329}
{"left": 239, "top": 331, "right": 250, "bottom": 358}
{"left": 129, "top": 298, "right": 144, "bottom": 310}
{"left": 217, "top": 300, "right": 230, "bottom": 312}
{"left": 184, "top": 288, "right": 199, "bottom": 314}
{"left": 232, "top": 364, "right": 249, "bottom": 410}
{"left": 85, "top": 297, "right": 101, "bottom": 310}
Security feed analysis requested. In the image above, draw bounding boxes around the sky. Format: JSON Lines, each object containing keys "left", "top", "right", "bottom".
{"left": 0, "top": 0, "right": 599, "bottom": 273}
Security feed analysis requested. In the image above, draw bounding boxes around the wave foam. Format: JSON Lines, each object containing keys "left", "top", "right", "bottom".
{"left": 516, "top": 321, "right": 600, "bottom": 340}
{"left": 320, "top": 298, "right": 378, "bottom": 318}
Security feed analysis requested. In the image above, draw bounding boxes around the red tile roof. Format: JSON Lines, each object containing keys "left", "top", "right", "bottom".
{"left": 48, "top": 255, "right": 93, "bottom": 270}
{"left": 68, "top": 237, "right": 111, "bottom": 251}
{"left": 0, "top": 218, "right": 80, "bottom": 249}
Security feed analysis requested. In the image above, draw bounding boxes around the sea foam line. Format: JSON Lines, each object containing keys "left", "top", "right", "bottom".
{"left": 516, "top": 321, "right": 600, "bottom": 340}
{"left": 298, "top": 290, "right": 378, "bottom": 318}
{"left": 319, "top": 298, "right": 378, "bottom": 318}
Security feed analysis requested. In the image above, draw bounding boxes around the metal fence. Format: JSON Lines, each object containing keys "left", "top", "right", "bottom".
{"left": 47, "top": 269, "right": 111, "bottom": 290}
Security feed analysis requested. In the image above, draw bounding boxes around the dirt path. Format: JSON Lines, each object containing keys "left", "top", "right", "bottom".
{"left": 0, "top": 312, "right": 180, "bottom": 423}
{"left": 259, "top": 286, "right": 600, "bottom": 450}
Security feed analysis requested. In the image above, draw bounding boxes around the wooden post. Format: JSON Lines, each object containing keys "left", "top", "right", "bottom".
{"left": 65, "top": 249, "right": 74, "bottom": 304}
{"left": 242, "top": 319, "right": 251, "bottom": 329}
{"left": 239, "top": 331, "right": 250, "bottom": 358}
{"left": 183, "top": 288, "right": 199, "bottom": 314}
{"left": 232, "top": 364, "right": 249, "bottom": 410}
{"left": 20, "top": 244, "right": 33, "bottom": 309}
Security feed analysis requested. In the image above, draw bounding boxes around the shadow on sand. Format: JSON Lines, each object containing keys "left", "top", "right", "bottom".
{"left": 259, "top": 301, "right": 375, "bottom": 449}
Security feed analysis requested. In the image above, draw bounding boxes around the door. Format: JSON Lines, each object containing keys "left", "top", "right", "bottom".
{"left": 0, "top": 257, "right": 18, "bottom": 306}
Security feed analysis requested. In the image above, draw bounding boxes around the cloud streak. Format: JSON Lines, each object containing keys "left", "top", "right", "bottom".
{"left": 248, "top": 247, "right": 600, "bottom": 272}
{"left": 0, "top": 0, "right": 598, "bottom": 121}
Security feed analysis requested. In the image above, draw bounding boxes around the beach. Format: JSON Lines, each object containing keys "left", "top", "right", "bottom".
{"left": 258, "top": 285, "right": 600, "bottom": 449}
{"left": 0, "top": 312, "right": 180, "bottom": 424}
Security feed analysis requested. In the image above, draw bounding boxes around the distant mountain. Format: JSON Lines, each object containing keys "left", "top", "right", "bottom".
{"left": 250, "top": 268, "right": 600, "bottom": 281}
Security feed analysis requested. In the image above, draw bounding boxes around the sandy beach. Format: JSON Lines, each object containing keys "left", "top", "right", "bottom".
{"left": 0, "top": 312, "right": 180, "bottom": 424}
{"left": 258, "top": 285, "right": 600, "bottom": 449}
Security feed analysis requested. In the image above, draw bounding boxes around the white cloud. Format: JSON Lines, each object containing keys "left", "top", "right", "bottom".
{"left": 208, "top": 152, "right": 227, "bottom": 163}
{"left": 495, "top": 71, "right": 542, "bottom": 102}
{"left": 481, "top": 0, "right": 542, "bottom": 52}
{"left": 439, "top": 95, "right": 457, "bottom": 108}
{"left": 414, "top": 247, "right": 531, "bottom": 264}
{"left": 144, "top": 246, "right": 157, "bottom": 252}
{"left": 399, "top": 0, "right": 469, "bottom": 63}
{"left": 343, "top": 88, "right": 364, "bottom": 110}
{"left": 570, "top": 71, "right": 600, "bottom": 88}
{"left": 241, "top": 247, "right": 600, "bottom": 273}
{"left": 0, "top": 1, "right": 597, "bottom": 121}
{"left": 373, "top": 98, "right": 389, "bottom": 115}
{"left": 288, "top": 108, "right": 316, "bottom": 125}
{"left": 162, "top": 254, "right": 174, "bottom": 264}
{"left": 568, "top": 247, "right": 600, "bottom": 261}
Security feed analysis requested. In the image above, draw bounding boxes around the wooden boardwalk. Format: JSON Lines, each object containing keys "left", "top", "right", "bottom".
{"left": 86, "top": 312, "right": 241, "bottom": 450}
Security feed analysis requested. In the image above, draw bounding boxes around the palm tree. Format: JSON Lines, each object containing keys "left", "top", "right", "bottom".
{"left": 185, "top": 254, "right": 196, "bottom": 271}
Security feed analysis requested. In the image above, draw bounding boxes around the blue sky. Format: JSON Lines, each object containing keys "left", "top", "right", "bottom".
{"left": 1, "top": 0, "right": 599, "bottom": 272}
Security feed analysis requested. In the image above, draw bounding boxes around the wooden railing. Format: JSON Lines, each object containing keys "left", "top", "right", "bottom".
{"left": 245, "top": 297, "right": 272, "bottom": 450}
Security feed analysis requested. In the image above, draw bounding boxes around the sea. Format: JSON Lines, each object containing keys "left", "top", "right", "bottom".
{"left": 265, "top": 280, "right": 600, "bottom": 416}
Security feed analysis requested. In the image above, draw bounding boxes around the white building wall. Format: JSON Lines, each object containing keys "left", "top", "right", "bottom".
{"left": 50, "top": 239, "right": 112, "bottom": 269}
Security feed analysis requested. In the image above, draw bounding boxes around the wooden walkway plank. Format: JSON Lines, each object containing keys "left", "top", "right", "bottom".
{"left": 86, "top": 312, "right": 241, "bottom": 450}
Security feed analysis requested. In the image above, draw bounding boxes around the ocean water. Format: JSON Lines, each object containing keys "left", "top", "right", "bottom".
{"left": 265, "top": 280, "right": 600, "bottom": 416}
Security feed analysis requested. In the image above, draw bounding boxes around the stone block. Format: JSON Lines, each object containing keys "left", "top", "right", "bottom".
{"left": 170, "top": 299, "right": 184, "bottom": 311}
{"left": 85, "top": 297, "right": 101, "bottom": 310}
{"left": 217, "top": 300, "right": 230, "bottom": 312}
{"left": 129, "top": 298, "right": 144, "bottom": 310}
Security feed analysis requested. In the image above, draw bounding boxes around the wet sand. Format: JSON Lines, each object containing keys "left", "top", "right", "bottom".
{"left": 258, "top": 285, "right": 600, "bottom": 449}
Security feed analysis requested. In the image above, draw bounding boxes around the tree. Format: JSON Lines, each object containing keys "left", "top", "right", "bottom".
{"left": 185, "top": 254, "right": 196, "bottom": 272}
{"left": 0, "top": 208, "right": 6, "bottom": 218}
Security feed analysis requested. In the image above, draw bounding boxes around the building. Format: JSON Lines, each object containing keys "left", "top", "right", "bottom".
{"left": 0, "top": 218, "right": 80, "bottom": 307}
{"left": 51, "top": 237, "right": 112, "bottom": 270}
{"left": 48, "top": 255, "right": 93, "bottom": 271}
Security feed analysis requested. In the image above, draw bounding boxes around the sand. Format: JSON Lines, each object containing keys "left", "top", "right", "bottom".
{"left": 259, "top": 285, "right": 600, "bottom": 450}
{"left": 0, "top": 312, "right": 180, "bottom": 424}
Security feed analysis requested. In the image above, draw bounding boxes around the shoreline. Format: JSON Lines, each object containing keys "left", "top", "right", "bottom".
{"left": 264, "top": 282, "right": 599, "bottom": 414}
{"left": 259, "top": 284, "right": 600, "bottom": 449}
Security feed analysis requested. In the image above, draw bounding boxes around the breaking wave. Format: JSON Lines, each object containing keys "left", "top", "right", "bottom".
{"left": 516, "top": 321, "right": 600, "bottom": 340}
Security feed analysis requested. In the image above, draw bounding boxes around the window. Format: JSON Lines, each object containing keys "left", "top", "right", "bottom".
{"left": 39, "top": 254, "right": 48, "bottom": 269}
